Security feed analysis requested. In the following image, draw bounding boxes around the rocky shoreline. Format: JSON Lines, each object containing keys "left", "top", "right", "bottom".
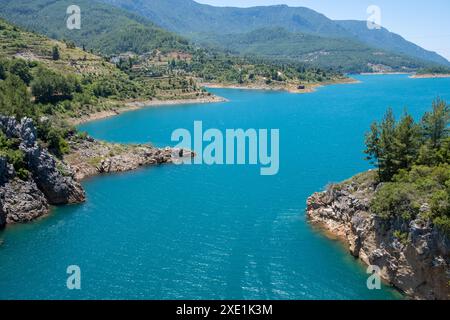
{"left": 306, "top": 171, "right": 449, "bottom": 300}
{"left": 0, "top": 116, "right": 193, "bottom": 229}
{"left": 64, "top": 136, "right": 194, "bottom": 181}
{"left": 409, "top": 74, "right": 450, "bottom": 79}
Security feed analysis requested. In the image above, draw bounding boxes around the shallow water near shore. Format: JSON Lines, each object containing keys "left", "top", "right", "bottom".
{"left": 1, "top": 74, "right": 449, "bottom": 299}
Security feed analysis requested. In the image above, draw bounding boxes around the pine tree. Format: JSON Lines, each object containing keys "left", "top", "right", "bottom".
{"left": 364, "top": 121, "right": 381, "bottom": 176}
{"left": 393, "top": 111, "right": 419, "bottom": 170}
{"left": 378, "top": 108, "right": 397, "bottom": 181}
{"left": 421, "top": 98, "right": 449, "bottom": 148}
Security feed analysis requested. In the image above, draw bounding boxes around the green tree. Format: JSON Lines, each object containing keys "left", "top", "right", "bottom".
{"left": 364, "top": 121, "right": 381, "bottom": 176}
{"left": 31, "top": 67, "right": 79, "bottom": 103}
{"left": 378, "top": 108, "right": 398, "bottom": 181}
{"left": 393, "top": 111, "right": 419, "bottom": 170}
{"left": 0, "top": 73, "right": 33, "bottom": 119}
{"left": 52, "top": 46, "right": 60, "bottom": 61}
{"left": 9, "top": 58, "right": 32, "bottom": 84}
{"left": 0, "top": 59, "right": 7, "bottom": 80}
{"left": 421, "top": 98, "right": 449, "bottom": 148}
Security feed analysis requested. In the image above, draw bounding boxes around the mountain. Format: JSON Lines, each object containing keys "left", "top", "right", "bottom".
{"left": 1, "top": 0, "right": 448, "bottom": 72}
{"left": 103, "top": 0, "right": 349, "bottom": 37}
{"left": 193, "top": 27, "right": 433, "bottom": 72}
{"left": 336, "top": 20, "right": 449, "bottom": 66}
{"left": 0, "top": 0, "right": 190, "bottom": 55}
{"left": 100, "top": 0, "right": 450, "bottom": 67}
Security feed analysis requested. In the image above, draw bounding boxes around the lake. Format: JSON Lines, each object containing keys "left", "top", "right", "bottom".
{"left": 1, "top": 74, "right": 449, "bottom": 299}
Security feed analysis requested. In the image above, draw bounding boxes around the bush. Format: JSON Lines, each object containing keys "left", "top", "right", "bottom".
{"left": 0, "top": 132, "right": 30, "bottom": 180}
{"left": 393, "top": 230, "right": 410, "bottom": 245}
{"left": 371, "top": 182, "right": 420, "bottom": 220}
{"left": 434, "top": 216, "right": 450, "bottom": 235}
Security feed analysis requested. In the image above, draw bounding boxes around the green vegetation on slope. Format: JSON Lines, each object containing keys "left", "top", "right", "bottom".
{"left": 364, "top": 99, "right": 450, "bottom": 235}
{"left": 417, "top": 66, "right": 450, "bottom": 75}
{"left": 194, "top": 27, "right": 435, "bottom": 73}
{"left": 126, "top": 48, "right": 345, "bottom": 88}
{"left": 0, "top": 0, "right": 191, "bottom": 55}
{"left": 0, "top": 1, "right": 345, "bottom": 88}
{"left": 0, "top": 18, "right": 205, "bottom": 160}
{"left": 99, "top": 0, "right": 449, "bottom": 69}
{"left": 1, "top": 0, "right": 447, "bottom": 74}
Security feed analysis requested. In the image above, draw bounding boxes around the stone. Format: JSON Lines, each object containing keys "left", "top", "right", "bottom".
{"left": 0, "top": 178, "right": 49, "bottom": 224}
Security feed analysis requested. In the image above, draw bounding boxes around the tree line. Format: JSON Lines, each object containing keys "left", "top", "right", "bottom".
{"left": 365, "top": 98, "right": 449, "bottom": 182}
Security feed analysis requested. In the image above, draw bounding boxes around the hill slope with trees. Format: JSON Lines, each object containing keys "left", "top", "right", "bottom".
{"left": 100, "top": 0, "right": 450, "bottom": 68}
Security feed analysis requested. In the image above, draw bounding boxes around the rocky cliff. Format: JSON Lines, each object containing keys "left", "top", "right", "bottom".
{"left": 0, "top": 116, "right": 193, "bottom": 229}
{"left": 0, "top": 116, "right": 85, "bottom": 228}
{"left": 306, "top": 171, "right": 449, "bottom": 300}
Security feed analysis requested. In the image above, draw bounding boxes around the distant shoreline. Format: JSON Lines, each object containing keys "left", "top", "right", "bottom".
{"left": 69, "top": 95, "right": 227, "bottom": 125}
{"left": 70, "top": 78, "right": 360, "bottom": 126}
{"left": 201, "top": 77, "right": 360, "bottom": 94}
{"left": 359, "top": 72, "right": 411, "bottom": 75}
{"left": 409, "top": 73, "right": 450, "bottom": 79}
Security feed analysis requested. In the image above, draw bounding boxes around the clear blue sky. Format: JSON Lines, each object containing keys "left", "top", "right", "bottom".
{"left": 195, "top": 0, "right": 450, "bottom": 61}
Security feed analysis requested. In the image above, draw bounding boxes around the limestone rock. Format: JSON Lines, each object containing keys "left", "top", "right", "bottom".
{"left": 306, "top": 173, "right": 450, "bottom": 300}
{"left": 23, "top": 144, "right": 85, "bottom": 205}
{"left": 0, "top": 116, "right": 85, "bottom": 227}
{"left": 0, "top": 178, "right": 49, "bottom": 224}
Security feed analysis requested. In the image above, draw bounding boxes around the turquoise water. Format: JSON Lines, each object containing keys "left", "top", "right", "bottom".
{"left": 1, "top": 74, "right": 449, "bottom": 299}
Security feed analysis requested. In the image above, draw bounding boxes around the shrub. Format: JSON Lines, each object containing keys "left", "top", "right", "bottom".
{"left": 371, "top": 182, "right": 420, "bottom": 220}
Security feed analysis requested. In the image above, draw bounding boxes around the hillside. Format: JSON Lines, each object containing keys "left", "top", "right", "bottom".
{"left": 0, "top": 2, "right": 349, "bottom": 93}
{"left": 195, "top": 27, "right": 432, "bottom": 73}
{"left": 99, "top": 0, "right": 450, "bottom": 69}
{"left": 0, "top": 17, "right": 208, "bottom": 123}
{"left": 336, "top": 20, "right": 450, "bottom": 66}
{"left": 0, "top": 0, "right": 191, "bottom": 55}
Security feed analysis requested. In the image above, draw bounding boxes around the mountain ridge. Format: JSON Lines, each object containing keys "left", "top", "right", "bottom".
{"left": 100, "top": 0, "right": 449, "bottom": 66}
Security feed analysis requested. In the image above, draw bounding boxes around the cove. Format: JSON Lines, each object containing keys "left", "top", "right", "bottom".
{"left": 1, "top": 74, "right": 449, "bottom": 299}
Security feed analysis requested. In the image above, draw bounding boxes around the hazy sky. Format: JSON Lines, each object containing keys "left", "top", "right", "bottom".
{"left": 195, "top": 0, "right": 450, "bottom": 61}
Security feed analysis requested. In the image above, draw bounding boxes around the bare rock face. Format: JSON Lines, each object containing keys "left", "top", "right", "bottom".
{"left": 306, "top": 173, "right": 449, "bottom": 300}
{"left": 0, "top": 157, "right": 13, "bottom": 228}
{"left": 0, "top": 116, "right": 86, "bottom": 227}
{"left": 15, "top": 117, "right": 85, "bottom": 205}
{"left": 0, "top": 178, "right": 49, "bottom": 224}
{"left": 23, "top": 144, "right": 85, "bottom": 204}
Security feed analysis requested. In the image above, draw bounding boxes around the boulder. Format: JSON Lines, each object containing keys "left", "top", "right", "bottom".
{"left": 0, "top": 178, "right": 49, "bottom": 224}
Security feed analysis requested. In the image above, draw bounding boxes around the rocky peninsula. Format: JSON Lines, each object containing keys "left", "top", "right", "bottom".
{"left": 0, "top": 116, "right": 192, "bottom": 229}
{"left": 307, "top": 171, "right": 449, "bottom": 300}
